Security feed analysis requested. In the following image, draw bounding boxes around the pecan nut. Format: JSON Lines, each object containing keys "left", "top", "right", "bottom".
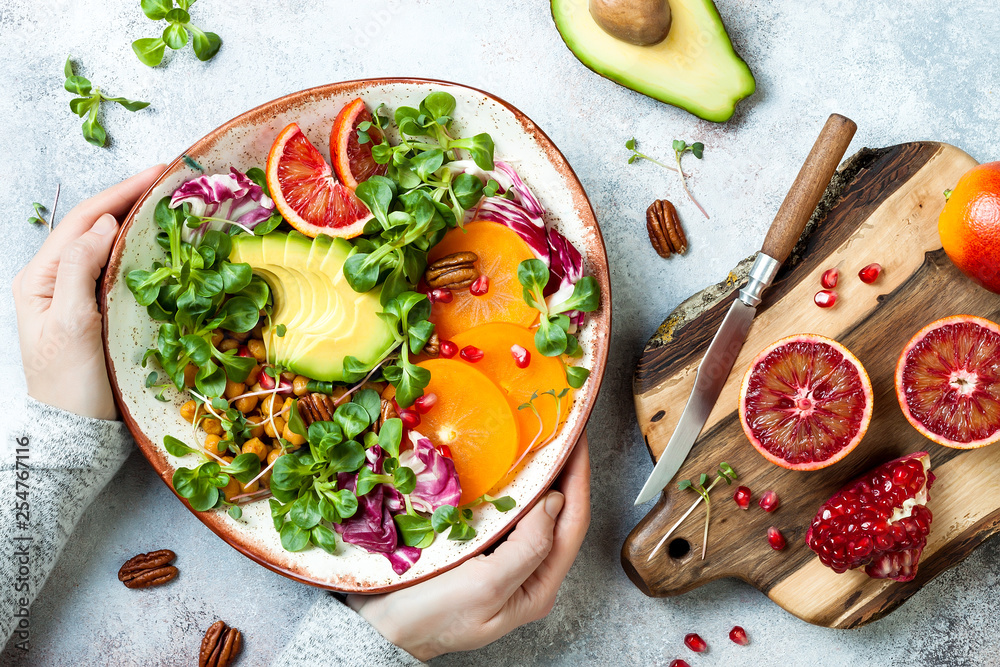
{"left": 423, "top": 331, "right": 440, "bottom": 357}
{"left": 375, "top": 397, "right": 399, "bottom": 433}
{"left": 425, "top": 251, "right": 479, "bottom": 289}
{"left": 298, "top": 392, "right": 338, "bottom": 426}
{"left": 199, "top": 620, "right": 242, "bottom": 667}
{"left": 646, "top": 199, "right": 687, "bottom": 258}
{"left": 118, "top": 549, "right": 178, "bottom": 589}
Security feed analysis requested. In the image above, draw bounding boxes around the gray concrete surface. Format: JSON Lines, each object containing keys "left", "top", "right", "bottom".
{"left": 3, "top": 0, "right": 1000, "bottom": 664}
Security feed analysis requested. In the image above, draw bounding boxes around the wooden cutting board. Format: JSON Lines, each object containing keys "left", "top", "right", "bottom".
{"left": 622, "top": 142, "right": 1000, "bottom": 629}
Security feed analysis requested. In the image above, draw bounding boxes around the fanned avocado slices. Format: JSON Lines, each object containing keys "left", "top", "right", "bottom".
{"left": 551, "top": 0, "right": 755, "bottom": 122}
{"left": 230, "top": 232, "right": 396, "bottom": 382}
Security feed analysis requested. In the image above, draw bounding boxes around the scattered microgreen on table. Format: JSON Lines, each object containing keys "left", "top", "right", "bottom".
{"left": 28, "top": 202, "right": 48, "bottom": 227}
{"left": 133, "top": 0, "right": 221, "bottom": 67}
{"left": 649, "top": 462, "right": 738, "bottom": 561}
{"left": 64, "top": 56, "right": 149, "bottom": 147}
{"left": 626, "top": 136, "right": 709, "bottom": 219}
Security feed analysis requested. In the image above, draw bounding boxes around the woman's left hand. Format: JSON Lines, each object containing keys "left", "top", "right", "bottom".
{"left": 14, "top": 165, "right": 165, "bottom": 420}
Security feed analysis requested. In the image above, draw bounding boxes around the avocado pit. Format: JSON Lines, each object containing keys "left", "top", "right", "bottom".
{"left": 589, "top": 0, "right": 672, "bottom": 46}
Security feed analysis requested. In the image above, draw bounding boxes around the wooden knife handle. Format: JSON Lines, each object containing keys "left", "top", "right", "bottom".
{"left": 760, "top": 114, "right": 857, "bottom": 263}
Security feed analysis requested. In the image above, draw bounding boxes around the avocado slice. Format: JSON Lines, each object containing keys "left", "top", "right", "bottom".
{"left": 551, "top": 0, "right": 755, "bottom": 122}
{"left": 230, "top": 232, "right": 397, "bottom": 382}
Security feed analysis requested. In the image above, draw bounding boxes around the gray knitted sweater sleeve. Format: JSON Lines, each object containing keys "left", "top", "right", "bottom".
{"left": 3, "top": 397, "right": 423, "bottom": 666}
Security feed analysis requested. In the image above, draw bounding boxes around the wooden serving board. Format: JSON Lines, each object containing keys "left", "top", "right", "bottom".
{"left": 622, "top": 142, "right": 1000, "bottom": 628}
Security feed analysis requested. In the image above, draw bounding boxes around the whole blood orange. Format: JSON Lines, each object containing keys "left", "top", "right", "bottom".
{"left": 895, "top": 315, "right": 1000, "bottom": 449}
{"left": 415, "top": 359, "right": 518, "bottom": 503}
{"left": 427, "top": 221, "right": 539, "bottom": 340}
{"left": 265, "top": 122, "right": 371, "bottom": 239}
{"left": 939, "top": 162, "right": 1000, "bottom": 293}
{"left": 451, "top": 323, "right": 571, "bottom": 458}
{"left": 330, "top": 98, "right": 387, "bottom": 189}
{"left": 739, "top": 334, "right": 873, "bottom": 471}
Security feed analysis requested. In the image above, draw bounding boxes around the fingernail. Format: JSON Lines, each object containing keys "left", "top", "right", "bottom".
{"left": 544, "top": 492, "right": 565, "bottom": 519}
{"left": 92, "top": 214, "right": 117, "bottom": 236}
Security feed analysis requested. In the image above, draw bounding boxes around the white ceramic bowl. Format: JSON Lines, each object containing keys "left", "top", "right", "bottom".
{"left": 101, "top": 79, "right": 611, "bottom": 593}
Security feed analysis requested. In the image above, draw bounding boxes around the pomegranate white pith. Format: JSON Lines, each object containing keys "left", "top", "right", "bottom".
{"left": 805, "top": 452, "right": 934, "bottom": 582}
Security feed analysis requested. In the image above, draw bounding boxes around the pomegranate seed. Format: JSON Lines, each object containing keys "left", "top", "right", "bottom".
{"left": 729, "top": 626, "right": 749, "bottom": 646}
{"left": 733, "top": 486, "right": 752, "bottom": 510}
{"left": 399, "top": 409, "right": 420, "bottom": 429}
{"left": 858, "top": 263, "right": 882, "bottom": 284}
{"left": 439, "top": 340, "right": 458, "bottom": 358}
{"left": 767, "top": 527, "right": 786, "bottom": 550}
{"left": 821, "top": 268, "right": 839, "bottom": 289}
{"left": 470, "top": 275, "right": 490, "bottom": 296}
{"left": 237, "top": 345, "right": 253, "bottom": 358}
{"left": 430, "top": 288, "right": 453, "bottom": 304}
{"left": 759, "top": 490, "right": 780, "bottom": 512}
{"left": 438, "top": 445, "right": 453, "bottom": 459}
{"left": 414, "top": 392, "right": 438, "bottom": 414}
{"left": 814, "top": 289, "right": 837, "bottom": 308}
{"left": 460, "top": 345, "right": 484, "bottom": 362}
{"left": 510, "top": 344, "right": 531, "bottom": 368}
{"left": 669, "top": 661, "right": 691, "bottom": 667}
{"left": 683, "top": 633, "right": 707, "bottom": 653}
{"left": 259, "top": 370, "right": 290, "bottom": 394}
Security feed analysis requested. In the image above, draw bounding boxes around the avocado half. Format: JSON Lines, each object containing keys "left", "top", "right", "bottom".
{"left": 230, "top": 231, "right": 397, "bottom": 382}
{"left": 551, "top": 0, "right": 755, "bottom": 122}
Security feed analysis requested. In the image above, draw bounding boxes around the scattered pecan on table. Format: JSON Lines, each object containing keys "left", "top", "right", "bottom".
{"left": 117, "top": 549, "right": 178, "bottom": 589}
{"left": 646, "top": 199, "right": 688, "bottom": 258}
{"left": 425, "top": 251, "right": 479, "bottom": 289}
{"left": 199, "top": 620, "right": 242, "bottom": 667}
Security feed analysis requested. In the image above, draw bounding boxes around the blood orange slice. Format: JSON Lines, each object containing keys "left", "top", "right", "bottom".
{"left": 330, "top": 98, "right": 387, "bottom": 189}
{"left": 895, "top": 315, "right": 1000, "bottom": 449}
{"left": 265, "top": 122, "right": 371, "bottom": 239}
{"left": 739, "top": 334, "right": 873, "bottom": 470}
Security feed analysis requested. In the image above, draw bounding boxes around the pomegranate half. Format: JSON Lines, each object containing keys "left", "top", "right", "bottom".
{"left": 805, "top": 452, "right": 934, "bottom": 582}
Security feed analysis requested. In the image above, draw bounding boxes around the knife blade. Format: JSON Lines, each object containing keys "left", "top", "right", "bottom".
{"left": 633, "top": 113, "right": 857, "bottom": 506}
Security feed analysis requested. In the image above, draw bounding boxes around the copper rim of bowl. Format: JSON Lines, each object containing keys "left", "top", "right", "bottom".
{"left": 100, "top": 77, "right": 612, "bottom": 594}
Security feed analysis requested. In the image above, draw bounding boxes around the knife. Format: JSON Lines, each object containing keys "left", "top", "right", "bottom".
{"left": 634, "top": 114, "right": 857, "bottom": 506}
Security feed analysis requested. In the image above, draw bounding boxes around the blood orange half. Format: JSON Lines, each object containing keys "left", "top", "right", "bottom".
{"left": 265, "top": 122, "right": 371, "bottom": 239}
{"left": 739, "top": 334, "right": 873, "bottom": 471}
{"left": 330, "top": 98, "right": 387, "bottom": 189}
{"left": 895, "top": 315, "right": 1000, "bottom": 449}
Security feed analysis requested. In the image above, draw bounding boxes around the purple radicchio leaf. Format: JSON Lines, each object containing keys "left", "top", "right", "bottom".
{"left": 399, "top": 431, "right": 462, "bottom": 513}
{"left": 335, "top": 445, "right": 419, "bottom": 574}
{"left": 169, "top": 167, "right": 275, "bottom": 244}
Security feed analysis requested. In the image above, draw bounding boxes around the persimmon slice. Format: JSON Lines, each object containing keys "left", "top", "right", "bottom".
{"left": 416, "top": 359, "right": 518, "bottom": 504}
{"left": 452, "top": 323, "right": 572, "bottom": 458}
{"left": 427, "top": 221, "right": 539, "bottom": 340}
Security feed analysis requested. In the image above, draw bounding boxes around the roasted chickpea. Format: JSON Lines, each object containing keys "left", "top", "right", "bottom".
{"left": 219, "top": 338, "right": 240, "bottom": 352}
{"left": 292, "top": 375, "right": 310, "bottom": 396}
{"left": 282, "top": 397, "right": 294, "bottom": 413}
{"left": 251, "top": 322, "right": 264, "bottom": 340}
{"left": 224, "top": 379, "right": 246, "bottom": 400}
{"left": 267, "top": 448, "right": 284, "bottom": 466}
{"left": 246, "top": 365, "right": 262, "bottom": 386}
{"left": 204, "top": 434, "right": 227, "bottom": 456}
{"left": 264, "top": 416, "right": 286, "bottom": 439}
{"left": 202, "top": 418, "right": 224, "bottom": 436}
{"left": 248, "top": 339, "right": 267, "bottom": 363}
{"left": 180, "top": 400, "right": 198, "bottom": 423}
{"left": 241, "top": 437, "right": 268, "bottom": 462}
{"left": 261, "top": 394, "right": 281, "bottom": 416}
{"left": 281, "top": 371, "right": 296, "bottom": 382}
{"left": 247, "top": 415, "right": 265, "bottom": 439}
{"left": 240, "top": 479, "right": 259, "bottom": 495}
{"left": 183, "top": 364, "right": 198, "bottom": 387}
{"left": 228, "top": 329, "right": 251, "bottom": 343}
{"left": 282, "top": 422, "right": 307, "bottom": 447}
{"left": 211, "top": 330, "right": 225, "bottom": 347}
{"left": 222, "top": 476, "right": 241, "bottom": 502}
{"left": 235, "top": 395, "right": 258, "bottom": 415}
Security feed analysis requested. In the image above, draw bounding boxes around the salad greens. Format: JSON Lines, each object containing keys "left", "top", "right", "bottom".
{"left": 133, "top": 0, "right": 221, "bottom": 67}
{"left": 126, "top": 197, "right": 267, "bottom": 397}
{"left": 64, "top": 56, "right": 150, "bottom": 147}
{"left": 516, "top": 258, "right": 598, "bottom": 388}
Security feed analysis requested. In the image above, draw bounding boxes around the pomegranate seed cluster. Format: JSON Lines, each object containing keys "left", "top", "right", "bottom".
{"left": 805, "top": 454, "right": 934, "bottom": 581}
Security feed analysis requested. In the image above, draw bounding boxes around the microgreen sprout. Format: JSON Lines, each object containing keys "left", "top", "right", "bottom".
{"left": 625, "top": 137, "right": 709, "bottom": 219}
{"left": 64, "top": 56, "right": 150, "bottom": 147}
{"left": 512, "top": 388, "right": 571, "bottom": 470}
{"left": 28, "top": 203, "right": 47, "bottom": 228}
{"left": 648, "top": 462, "right": 737, "bottom": 561}
{"left": 132, "top": 0, "right": 221, "bottom": 67}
